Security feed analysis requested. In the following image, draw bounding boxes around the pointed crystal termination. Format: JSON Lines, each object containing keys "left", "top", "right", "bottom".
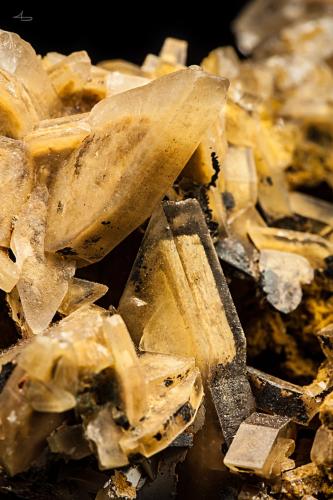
{"left": 224, "top": 412, "right": 296, "bottom": 478}
{"left": 10, "top": 186, "right": 75, "bottom": 334}
{"left": 119, "top": 199, "right": 254, "bottom": 444}
{"left": 0, "top": 30, "right": 61, "bottom": 118}
{"left": 45, "top": 67, "right": 229, "bottom": 263}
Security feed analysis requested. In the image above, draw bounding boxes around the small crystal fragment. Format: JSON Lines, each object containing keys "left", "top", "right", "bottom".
{"left": 259, "top": 250, "right": 314, "bottom": 313}
{"left": 224, "top": 412, "right": 295, "bottom": 478}
{"left": 58, "top": 277, "right": 108, "bottom": 315}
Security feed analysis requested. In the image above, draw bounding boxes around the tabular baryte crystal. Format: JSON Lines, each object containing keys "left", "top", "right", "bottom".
{"left": 9, "top": 186, "right": 75, "bottom": 334}
{"left": 0, "top": 30, "right": 60, "bottom": 118}
{"left": 247, "top": 366, "right": 326, "bottom": 425}
{"left": 311, "top": 425, "right": 333, "bottom": 466}
{"left": 259, "top": 249, "right": 314, "bottom": 313}
{"left": 119, "top": 199, "right": 254, "bottom": 444}
{"left": 224, "top": 412, "right": 295, "bottom": 478}
{"left": 45, "top": 67, "right": 229, "bottom": 263}
{"left": 248, "top": 224, "right": 333, "bottom": 268}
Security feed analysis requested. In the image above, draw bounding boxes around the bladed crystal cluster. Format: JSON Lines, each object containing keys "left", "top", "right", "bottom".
{"left": 0, "top": 1, "right": 332, "bottom": 498}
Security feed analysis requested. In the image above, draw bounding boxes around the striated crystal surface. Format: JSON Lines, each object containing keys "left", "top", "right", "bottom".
{"left": 45, "top": 67, "right": 228, "bottom": 263}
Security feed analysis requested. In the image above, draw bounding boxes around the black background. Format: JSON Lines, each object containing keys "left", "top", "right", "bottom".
{"left": 0, "top": 2, "right": 248, "bottom": 65}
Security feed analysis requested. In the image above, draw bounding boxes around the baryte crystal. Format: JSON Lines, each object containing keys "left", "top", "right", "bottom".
{"left": 119, "top": 199, "right": 254, "bottom": 443}
{"left": 0, "top": 30, "right": 60, "bottom": 118}
{"left": 311, "top": 425, "right": 333, "bottom": 466}
{"left": 97, "top": 59, "right": 144, "bottom": 76}
{"left": 0, "top": 305, "right": 203, "bottom": 475}
{"left": 10, "top": 186, "right": 75, "bottom": 334}
{"left": 45, "top": 67, "right": 228, "bottom": 263}
{"left": 159, "top": 37, "right": 188, "bottom": 66}
{"left": 0, "top": 365, "right": 64, "bottom": 475}
{"left": 106, "top": 72, "right": 150, "bottom": 96}
{"left": 0, "top": 249, "right": 19, "bottom": 292}
{"left": 46, "top": 51, "right": 112, "bottom": 113}
{"left": 221, "top": 146, "right": 258, "bottom": 218}
{"left": 58, "top": 277, "right": 108, "bottom": 315}
{"left": 0, "top": 137, "right": 34, "bottom": 247}
{"left": 224, "top": 412, "right": 295, "bottom": 478}
{"left": 0, "top": 69, "right": 39, "bottom": 138}
{"left": 248, "top": 224, "right": 333, "bottom": 268}
{"left": 259, "top": 249, "right": 314, "bottom": 313}
{"left": 247, "top": 366, "right": 326, "bottom": 425}
{"left": 25, "top": 113, "right": 90, "bottom": 187}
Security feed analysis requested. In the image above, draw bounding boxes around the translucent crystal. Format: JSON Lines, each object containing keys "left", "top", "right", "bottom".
{"left": 224, "top": 412, "right": 295, "bottom": 478}
{"left": 10, "top": 186, "right": 75, "bottom": 334}
{"left": 0, "top": 366, "right": 64, "bottom": 475}
{"left": 103, "top": 314, "right": 147, "bottom": 426}
{"left": 259, "top": 249, "right": 314, "bottom": 313}
{"left": 58, "top": 277, "right": 108, "bottom": 315}
{"left": 248, "top": 224, "right": 333, "bottom": 268}
{"left": 290, "top": 191, "right": 333, "bottom": 229}
{"left": 0, "top": 249, "right": 19, "bottom": 292}
{"left": 46, "top": 51, "right": 110, "bottom": 112}
{"left": 0, "top": 305, "right": 203, "bottom": 475}
{"left": 0, "top": 138, "right": 34, "bottom": 247}
{"left": 119, "top": 199, "right": 254, "bottom": 444}
{"left": 97, "top": 59, "right": 144, "bottom": 76}
{"left": 159, "top": 37, "right": 188, "bottom": 66}
{"left": 45, "top": 67, "right": 229, "bottom": 263}
{"left": 0, "top": 30, "right": 60, "bottom": 118}
{"left": 25, "top": 113, "right": 90, "bottom": 187}
{"left": 221, "top": 145, "right": 258, "bottom": 217}
{"left": 311, "top": 425, "right": 333, "bottom": 466}
{"left": 0, "top": 69, "right": 39, "bottom": 138}
{"left": 106, "top": 72, "right": 150, "bottom": 96}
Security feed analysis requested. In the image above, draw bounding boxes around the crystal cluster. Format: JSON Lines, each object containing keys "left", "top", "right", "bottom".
{"left": 0, "top": 1, "right": 332, "bottom": 498}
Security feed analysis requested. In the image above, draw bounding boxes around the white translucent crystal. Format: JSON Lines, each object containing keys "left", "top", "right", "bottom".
{"left": 259, "top": 250, "right": 314, "bottom": 313}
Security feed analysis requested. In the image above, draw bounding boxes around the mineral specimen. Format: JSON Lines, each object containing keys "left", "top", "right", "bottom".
{"left": 0, "top": 2, "right": 332, "bottom": 498}
{"left": 224, "top": 412, "right": 296, "bottom": 478}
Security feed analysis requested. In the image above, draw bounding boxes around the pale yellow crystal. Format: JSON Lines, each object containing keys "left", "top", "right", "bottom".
{"left": 45, "top": 67, "right": 229, "bottom": 263}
